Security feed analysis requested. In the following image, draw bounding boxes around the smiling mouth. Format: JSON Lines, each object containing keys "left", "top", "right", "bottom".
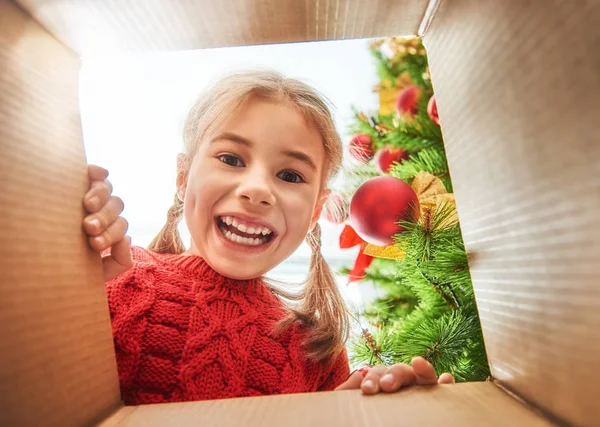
{"left": 216, "top": 216, "right": 275, "bottom": 247}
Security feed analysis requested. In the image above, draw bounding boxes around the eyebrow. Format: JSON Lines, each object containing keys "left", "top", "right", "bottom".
{"left": 211, "top": 132, "right": 318, "bottom": 172}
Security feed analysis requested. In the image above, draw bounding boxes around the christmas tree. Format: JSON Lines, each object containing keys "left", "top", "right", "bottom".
{"left": 330, "top": 37, "right": 489, "bottom": 382}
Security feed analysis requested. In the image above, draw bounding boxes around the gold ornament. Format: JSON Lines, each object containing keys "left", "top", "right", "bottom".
{"left": 363, "top": 243, "right": 406, "bottom": 260}
{"left": 378, "top": 87, "right": 399, "bottom": 116}
{"left": 411, "top": 172, "right": 458, "bottom": 227}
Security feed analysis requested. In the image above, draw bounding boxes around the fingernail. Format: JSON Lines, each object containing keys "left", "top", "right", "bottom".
{"left": 381, "top": 374, "right": 395, "bottom": 387}
{"left": 358, "top": 367, "right": 371, "bottom": 377}
{"left": 87, "top": 218, "right": 100, "bottom": 231}
{"left": 93, "top": 236, "right": 105, "bottom": 247}
{"left": 87, "top": 196, "right": 99, "bottom": 210}
{"left": 362, "top": 380, "right": 377, "bottom": 393}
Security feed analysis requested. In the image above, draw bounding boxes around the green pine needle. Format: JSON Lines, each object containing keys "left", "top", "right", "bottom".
{"left": 390, "top": 147, "right": 452, "bottom": 192}
{"left": 393, "top": 312, "right": 479, "bottom": 375}
{"left": 348, "top": 325, "right": 398, "bottom": 369}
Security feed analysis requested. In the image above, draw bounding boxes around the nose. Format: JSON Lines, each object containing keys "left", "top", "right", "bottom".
{"left": 235, "top": 170, "right": 276, "bottom": 207}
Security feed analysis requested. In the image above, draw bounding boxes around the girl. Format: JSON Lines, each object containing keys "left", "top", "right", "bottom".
{"left": 83, "top": 71, "right": 454, "bottom": 405}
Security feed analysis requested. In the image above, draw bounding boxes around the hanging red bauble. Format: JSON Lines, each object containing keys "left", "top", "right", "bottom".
{"left": 348, "top": 133, "right": 374, "bottom": 163}
{"left": 427, "top": 95, "right": 440, "bottom": 125}
{"left": 321, "top": 193, "right": 349, "bottom": 224}
{"left": 375, "top": 146, "right": 410, "bottom": 174}
{"left": 395, "top": 85, "right": 421, "bottom": 117}
{"left": 349, "top": 176, "right": 420, "bottom": 246}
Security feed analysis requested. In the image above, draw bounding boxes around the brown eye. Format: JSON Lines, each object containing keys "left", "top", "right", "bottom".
{"left": 277, "top": 170, "right": 304, "bottom": 183}
{"left": 218, "top": 154, "right": 244, "bottom": 167}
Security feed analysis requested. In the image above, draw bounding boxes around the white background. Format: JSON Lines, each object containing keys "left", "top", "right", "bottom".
{"left": 80, "top": 38, "right": 382, "bottom": 310}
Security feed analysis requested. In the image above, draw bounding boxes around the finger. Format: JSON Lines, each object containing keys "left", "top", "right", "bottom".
{"left": 438, "top": 373, "right": 455, "bottom": 384}
{"left": 88, "top": 164, "right": 109, "bottom": 182}
{"left": 84, "top": 179, "right": 114, "bottom": 213}
{"left": 83, "top": 196, "right": 124, "bottom": 237}
{"left": 411, "top": 357, "right": 439, "bottom": 385}
{"left": 379, "top": 363, "right": 417, "bottom": 392}
{"left": 335, "top": 369, "right": 366, "bottom": 391}
{"left": 102, "top": 236, "right": 133, "bottom": 282}
{"left": 361, "top": 365, "right": 387, "bottom": 395}
{"left": 88, "top": 216, "right": 129, "bottom": 252}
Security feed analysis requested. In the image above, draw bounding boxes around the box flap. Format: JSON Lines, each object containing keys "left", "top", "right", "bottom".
{"left": 16, "top": 0, "right": 429, "bottom": 54}
{"left": 0, "top": 1, "right": 121, "bottom": 426}
{"left": 423, "top": 0, "right": 600, "bottom": 425}
{"left": 100, "top": 383, "right": 551, "bottom": 427}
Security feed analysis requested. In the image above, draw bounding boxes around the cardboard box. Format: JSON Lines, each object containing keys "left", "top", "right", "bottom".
{"left": 1, "top": 0, "right": 598, "bottom": 425}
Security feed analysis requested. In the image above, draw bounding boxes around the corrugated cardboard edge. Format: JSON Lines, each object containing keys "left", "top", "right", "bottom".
{"left": 100, "top": 383, "right": 552, "bottom": 427}
{"left": 491, "top": 380, "right": 567, "bottom": 427}
{"left": 0, "top": 1, "right": 122, "bottom": 426}
{"left": 423, "top": 0, "right": 600, "bottom": 425}
{"left": 417, "top": 0, "right": 441, "bottom": 36}
{"left": 15, "top": 0, "right": 430, "bottom": 54}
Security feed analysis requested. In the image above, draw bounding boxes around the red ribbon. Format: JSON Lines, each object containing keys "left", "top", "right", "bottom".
{"left": 339, "top": 224, "right": 374, "bottom": 282}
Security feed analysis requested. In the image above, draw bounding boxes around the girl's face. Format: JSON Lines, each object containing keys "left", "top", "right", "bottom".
{"left": 180, "top": 97, "right": 328, "bottom": 280}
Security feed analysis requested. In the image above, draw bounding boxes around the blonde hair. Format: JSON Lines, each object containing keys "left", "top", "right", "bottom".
{"left": 148, "top": 70, "right": 349, "bottom": 364}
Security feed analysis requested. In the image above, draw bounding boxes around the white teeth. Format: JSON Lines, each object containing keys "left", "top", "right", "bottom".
{"left": 220, "top": 224, "right": 265, "bottom": 246}
{"left": 220, "top": 216, "right": 273, "bottom": 236}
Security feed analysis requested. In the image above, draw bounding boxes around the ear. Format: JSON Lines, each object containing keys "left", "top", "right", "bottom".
{"left": 176, "top": 153, "right": 190, "bottom": 201}
{"left": 309, "top": 188, "right": 331, "bottom": 231}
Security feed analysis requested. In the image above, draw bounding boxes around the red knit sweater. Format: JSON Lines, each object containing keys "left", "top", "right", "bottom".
{"left": 105, "top": 247, "right": 350, "bottom": 405}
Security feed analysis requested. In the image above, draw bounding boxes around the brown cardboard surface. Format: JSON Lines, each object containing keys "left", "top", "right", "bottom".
{"left": 423, "top": 0, "right": 600, "bottom": 425}
{"left": 16, "top": 0, "right": 429, "bottom": 54}
{"left": 0, "top": 1, "right": 121, "bottom": 426}
{"left": 3, "top": 0, "right": 599, "bottom": 426}
{"left": 100, "top": 383, "right": 552, "bottom": 427}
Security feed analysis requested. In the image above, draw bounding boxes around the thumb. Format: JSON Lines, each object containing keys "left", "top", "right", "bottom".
{"left": 102, "top": 236, "right": 133, "bottom": 282}
{"left": 335, "top": 369, "right": 365, "bottom": 391}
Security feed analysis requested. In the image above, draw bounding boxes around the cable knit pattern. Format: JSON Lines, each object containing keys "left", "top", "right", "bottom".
{"left": 105, "top": 246, "right": 350, "bottom": 405}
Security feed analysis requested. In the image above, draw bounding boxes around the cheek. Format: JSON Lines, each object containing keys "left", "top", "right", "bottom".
{"left": 282, "top": 190, "right": 318, "bottom": 236}
{"left": 183, "top": 179, "right": 215, "bottom": 228}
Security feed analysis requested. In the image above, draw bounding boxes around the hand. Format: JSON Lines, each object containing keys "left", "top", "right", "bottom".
{"left": 83, "top": 165, "right": 133, "bottom": 282}
{"left": 335, "top": 357, "right": 455, "bottom": 394}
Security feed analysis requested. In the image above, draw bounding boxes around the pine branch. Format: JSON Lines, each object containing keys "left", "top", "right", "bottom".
{"left": 348, "top": 325, "right": 398, "bottom": 369}
{"left": 392, "top": 311, "right": 480, "bottom": 376}
{"left": 363, "top": 295, "right": 418, "bottom": 326}
{"left": 370, "top": 48, "right": 399, "bottom": 87}
{"left": 390, "top": 147, "right": 452, "bottom": 192}
{"left": 396, "top": 52, "right": 431, "bottom": 92}
{"left": 381, "top": 128, "right": 439, "bottom": 153}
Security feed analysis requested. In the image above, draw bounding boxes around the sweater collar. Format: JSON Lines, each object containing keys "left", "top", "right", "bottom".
{"left": 165, "top": 252, "right": 266, "bottom": 294}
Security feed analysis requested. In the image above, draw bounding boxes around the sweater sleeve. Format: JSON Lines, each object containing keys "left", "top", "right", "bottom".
{"left": 317, "top": 348, "right": 351, "bottom": 391}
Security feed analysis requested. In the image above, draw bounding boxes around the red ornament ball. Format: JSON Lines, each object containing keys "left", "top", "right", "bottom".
{"left": 350, "top": 176, "right": 420, "bottom": 246}
{"left": 395, "top": 85, "right": 421, "bottom": 117}
{"left": 427, "top": 95, "right": 440, "bottom": 125}
{"left": 321, "top": 193, "right": 349, "bottom": 224}
{"left": 348, "top": 133, "right": 374, "bottom": 163}
{"left": 375, "top": 146, "right": 410, "bottom": 174}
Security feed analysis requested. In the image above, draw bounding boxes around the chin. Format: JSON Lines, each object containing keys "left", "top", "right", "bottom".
{"left": 205, "top": 255, "right": 268, "bottom": 281}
